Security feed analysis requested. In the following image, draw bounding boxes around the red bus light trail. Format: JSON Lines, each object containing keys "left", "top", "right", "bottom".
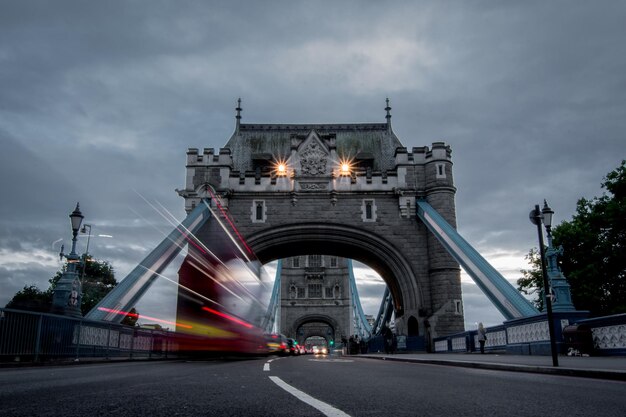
{"left": 204, "top": 188, "right": 254, "bottom": 256}
{"left": 201, "top": 306, "right": 253, "bottom": 329}
{"left": 97, "top": 307, "right": 193, "bottom": 329}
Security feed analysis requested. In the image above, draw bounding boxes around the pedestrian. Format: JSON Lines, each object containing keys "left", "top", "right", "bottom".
{"left": 383, "top": 325, "right": 393, "bottom": 354}
{"left": 477, "top": 322, "right": 487, "bottom": 354}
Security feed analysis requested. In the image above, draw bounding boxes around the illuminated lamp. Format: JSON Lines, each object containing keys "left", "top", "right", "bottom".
{"left": 339, "top": 161, "right": 351, "bottom": 176}
{"left": 273, "top": 159, "right": 289, "bottom": 177}
{"left": 277, "top": 163, "right": 287, "bottom": 176}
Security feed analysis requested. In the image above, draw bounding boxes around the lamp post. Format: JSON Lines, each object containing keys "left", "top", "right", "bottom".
{"left": 529, "top": 201, "right": 558, "bottom": 367}
{"left": 81, "top": 224, "right": 92, "bottom": 256}
{"left": 79, "top": 224, "right": 92, "bottom": 286}
{"left": 541, "top": 202, "right": 576, "bottom": 312}
{"left": 51, "top": 203, "right": 84, "bottom": 317}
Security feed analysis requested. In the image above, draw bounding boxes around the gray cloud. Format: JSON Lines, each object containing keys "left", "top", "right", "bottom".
{"left": 461, "top": 282, "right": 506, "bottom": 328}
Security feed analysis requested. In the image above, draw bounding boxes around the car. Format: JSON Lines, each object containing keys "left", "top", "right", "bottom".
{"left": 268, "top": 334, "right": 290, "bottom": 356}
{"left": 312, "top": 345, "right": 328, "bottom": 355}
{"left": 297, "top": 344, "right": 306, "bottom": 355}
{"left": 286, "top": 338, "right": 299, "bottom": 355}
{"left": 265, "top": 333, "right": 286, "bottom": 355}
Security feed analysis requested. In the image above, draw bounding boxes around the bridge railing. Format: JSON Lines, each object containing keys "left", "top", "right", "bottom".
{"left": 433, "top": 312, "right": 626, "bottom": 356}
{"left": 366, "top": 335, "right": 426, "bottom": 353}
{"left": 575, "top": 313, "right": 626, "bottom": 355}
{"left": 0, "top": 308, "right": 173, "bottom": 363}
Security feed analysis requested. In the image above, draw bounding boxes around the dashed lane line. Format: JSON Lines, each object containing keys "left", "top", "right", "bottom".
{"left": 263, "top": 357, "right": 281, "bottom": 372}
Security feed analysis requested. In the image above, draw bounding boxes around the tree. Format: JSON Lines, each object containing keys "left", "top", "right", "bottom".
{"left": 516, "top": 248, "right": 544, "bottom": 311}
{"left": 4, "top": 285, "right": 53, "bottom": 313}
{"left": 6, "top": 258, "right": 119, "bottom": 317}
{"left": 517, "top": 160, "right": 626, "bottom": 317}
{"left": 552, "top": 160, "right": 626, "bottom": 316}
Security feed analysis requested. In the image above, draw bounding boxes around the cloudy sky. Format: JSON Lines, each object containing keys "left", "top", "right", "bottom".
{"left": 1, "top": 1, "right": 624, "bottom": 330}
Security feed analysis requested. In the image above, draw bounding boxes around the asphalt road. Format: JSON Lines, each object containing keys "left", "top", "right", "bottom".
{"left": 1, "top": 355, "right": 624, "bottom": 416}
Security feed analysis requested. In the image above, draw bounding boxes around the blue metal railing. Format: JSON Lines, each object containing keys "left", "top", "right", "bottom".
{"left": 432, "top": 312, "right": 626, "bottom": 356}
{"left": 0, "top": 308, "right": 171, "bottom": 362}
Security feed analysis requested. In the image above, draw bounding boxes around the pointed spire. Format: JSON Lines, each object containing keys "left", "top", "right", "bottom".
{"left": 235, "top": 98, "right": 242, "bottom": 134}
{"left": 385, "top": 97, "right": 392, "bottom": 132}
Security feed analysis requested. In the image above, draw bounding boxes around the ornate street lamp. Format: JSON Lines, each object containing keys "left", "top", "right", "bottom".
{"left": 51, "top": 203, "right": 85, "bottom": 317}
{"left": 530, "top": 202, "right": 558, "bottom": 367}
{"left": 541, "top": 201, "right": 576, "bottom": 312}
{"left": 69, "top": 204, "right": 84, "bottom": 240}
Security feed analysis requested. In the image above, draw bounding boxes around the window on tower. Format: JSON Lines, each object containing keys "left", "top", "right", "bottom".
{"left": 308, "top": 284, "right": 322, "bottom": 298}
{"left": 308, "top": 254, "right": 322, "bottom": 268}
{"left": 251, "top": 200, "right": 266, "bottom": 223}
{"left": 256, "top": 202, "right": 263, "bottom": 220}
{"left": 325, "top": 287, "right": 334, "bottom": 298}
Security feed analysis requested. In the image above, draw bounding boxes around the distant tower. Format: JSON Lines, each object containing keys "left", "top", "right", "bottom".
{"left": 280, "top": 255, "right": 352, "bottom": 345}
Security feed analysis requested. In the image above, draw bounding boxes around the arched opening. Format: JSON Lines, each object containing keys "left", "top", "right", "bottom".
{"left": 293, "top": 314, "right": 337, "bottom": 346}
{"left": 247, "top": 222, "right": 425, "bottom": 319}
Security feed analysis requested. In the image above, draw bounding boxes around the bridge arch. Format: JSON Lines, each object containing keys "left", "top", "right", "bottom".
{"left": 247, "top": 222, "right": 421, "bottom": 318}
{"left": 291, "top": 314, "right": 339, "bottom": 344}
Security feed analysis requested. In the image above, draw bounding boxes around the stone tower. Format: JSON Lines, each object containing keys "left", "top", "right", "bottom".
{"left": 177, "top": 100, "right": 465, "bottom": 341}
{"left": 280, "top": 255, "right": 352, "bottom": 344}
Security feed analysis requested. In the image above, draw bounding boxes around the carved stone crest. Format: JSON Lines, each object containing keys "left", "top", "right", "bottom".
{"left": 299, "top": 182, "right": 328, "bottom": 191}
{"left": 300, "top": 142, "right": 327, "bottom": 176}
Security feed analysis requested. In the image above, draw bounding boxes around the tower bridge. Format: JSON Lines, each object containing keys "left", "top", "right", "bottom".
{"left": 87, "top": 99, "right": 538, "bottom": 346}
{"left": 176, "top": 99, "right": 467, "bottom": 340}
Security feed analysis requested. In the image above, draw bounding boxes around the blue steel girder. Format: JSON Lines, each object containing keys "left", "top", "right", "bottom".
{"left": 262, "top": 259, "right": 282, "bottom": 333}
{"left": 86, "top": 200, "right": 212, "bottom": 322}
{"left": 372, "top": 287, "right": 393, "bottom": 336}
{"left": 348, "top": 259, "right": 372, "bottom": 339}
{"left": 416, "top": 200, "right": 538, "bottom": 319}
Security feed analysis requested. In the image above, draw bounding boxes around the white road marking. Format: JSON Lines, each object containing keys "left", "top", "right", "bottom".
{"left": 264, "top": 356, "right": 282, "bottom": 371}
{"left": 269, "top": 376, "right": 350, "bottom": 417}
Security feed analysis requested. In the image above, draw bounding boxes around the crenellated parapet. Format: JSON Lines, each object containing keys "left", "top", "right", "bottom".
{"left": 181, "top": 138, "right": 456, "bottom": 218}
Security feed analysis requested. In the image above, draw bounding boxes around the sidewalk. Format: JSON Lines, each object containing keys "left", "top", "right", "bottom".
{"left": 357, "top": 352, "right": 626, "bottom": 381}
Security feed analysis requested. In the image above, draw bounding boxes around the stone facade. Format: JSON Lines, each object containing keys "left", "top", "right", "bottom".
{"left": 177, "top": 106, "right": 465, "bottom": 339}
{"left": 280, "top": 255, "right": 351, "bottom": 344}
